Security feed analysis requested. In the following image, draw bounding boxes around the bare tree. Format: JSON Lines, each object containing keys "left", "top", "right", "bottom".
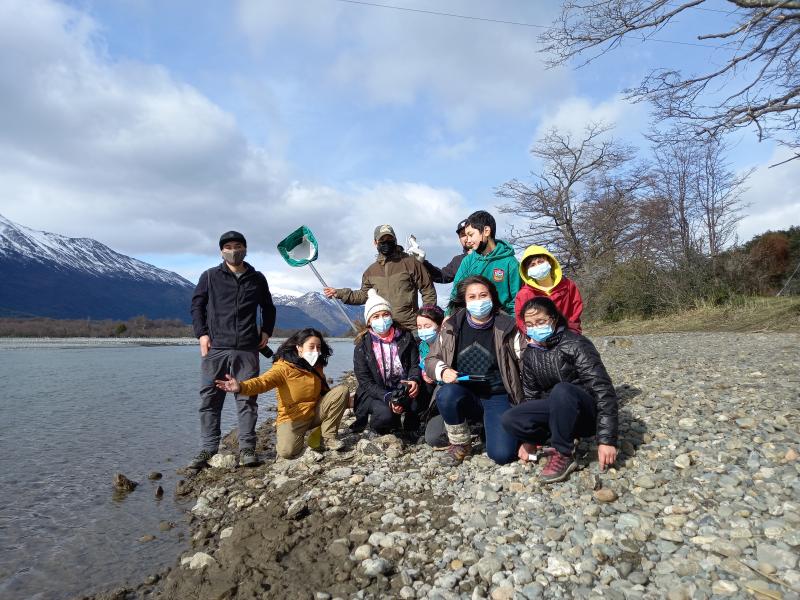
{"left": 496, "top": 122, "right": 635, "bottom": 269}
{"left": 580, "top": 172, "right": 649, "bottom": 262}
{"left": 649, "top": 136, "right": 703, "bottom": 264}
{"left": 695, "top": 139, "right": 752, "bottom": 258}
{"left": 541, "top": 1, "right": 800, "bottom": 160}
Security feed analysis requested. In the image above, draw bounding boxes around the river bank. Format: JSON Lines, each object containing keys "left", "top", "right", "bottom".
{"left": 84, "top": 332, "right": 800, "bottom": 600}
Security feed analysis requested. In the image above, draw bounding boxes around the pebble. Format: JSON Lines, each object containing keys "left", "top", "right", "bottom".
{"left": 673, "top": 454, "right": 692, "bottom": 469}
{"left": 593, "top": 488, "right": 618, "bottom": 503}
{"left": 184, "top": 552, "right": 216, "bottom": 570}
{"left": 208, "top": 454, "right": 237, "bottom": 469}
{"left": 545, "top": 555, "right": 573, "bottom": 578}
{"left": 136, "top": 332, "right": 800, "bottom": 600}
{"left": 361, "top": 558, "right": 391, "bottom": 577}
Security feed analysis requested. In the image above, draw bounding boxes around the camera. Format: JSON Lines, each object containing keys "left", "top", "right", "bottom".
{"left": 386, "top": 382, "right": 412, "bottom": 411}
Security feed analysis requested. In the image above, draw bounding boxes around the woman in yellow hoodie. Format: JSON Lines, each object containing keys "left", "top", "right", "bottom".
{"left": 514, "top": 246, "right": 584, "bottom": 334}
{"left": 215, "top": 328, "right": 349, "bottom": 459}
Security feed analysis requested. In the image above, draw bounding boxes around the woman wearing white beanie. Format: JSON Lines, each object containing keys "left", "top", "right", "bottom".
{"left": 351, "top": 289, "right": 422, "bottom": 438}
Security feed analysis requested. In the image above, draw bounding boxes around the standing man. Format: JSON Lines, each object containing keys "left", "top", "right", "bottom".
{"left": 323, "top": 224, "right": 437, "bottom": 332}
{"left": 189, "top": 231, "right": 276, "bottom": 468}
{"left": 408, "top": 219, "right": 471, "bottom": 284}
{"left": 449, "top": 210, "right": 521, "bottom": 315}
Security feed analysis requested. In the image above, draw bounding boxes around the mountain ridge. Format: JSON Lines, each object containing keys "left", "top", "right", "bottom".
{"left": 0, "top": 215, "right": 362, "bottom": 334}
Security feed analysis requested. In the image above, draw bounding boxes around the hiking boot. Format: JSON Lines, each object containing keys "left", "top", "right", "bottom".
{"left": 440, "top": 443, "right": 471, "bottom": 465}
{"left": 239, "top": 447, "right": 258, "bottom": 467}
{"left": 321, "top": 438, "right": 345, "bottom": 452}
{"left": 540, "top": 450, "right": 578, "bottom": 484}
{"left": 188, "top": 449, "right": 215, "bottom": 470}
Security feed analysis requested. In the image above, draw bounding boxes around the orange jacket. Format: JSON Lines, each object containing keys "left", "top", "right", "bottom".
{"left": 239, "top": 359, "right": 326, "bottom": 425}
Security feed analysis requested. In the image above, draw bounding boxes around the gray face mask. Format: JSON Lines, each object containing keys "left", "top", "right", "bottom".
{"left": 221, "top": 248, "right": 246, "bottom": 266}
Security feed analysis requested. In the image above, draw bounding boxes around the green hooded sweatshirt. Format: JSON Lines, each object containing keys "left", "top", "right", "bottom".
{"left": 449, "top": 239, "right": 521, "bottom": 315}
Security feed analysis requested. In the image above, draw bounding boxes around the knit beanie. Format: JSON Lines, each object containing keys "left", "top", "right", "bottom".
{"left": 364, "top": 288, "right": 392, "bottom": 323}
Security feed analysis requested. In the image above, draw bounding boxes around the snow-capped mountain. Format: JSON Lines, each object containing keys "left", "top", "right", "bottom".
{"left": 272, "top": 291, "right": 363, "bottom": 336}
{"left": 0, "top": 214, "right": 194, "bottom": 321}
{"left": 0, "top": 214, "right": 363, "bottom": 332}
{"left": 0, "top": 214, "right": 192, "bottom": 286}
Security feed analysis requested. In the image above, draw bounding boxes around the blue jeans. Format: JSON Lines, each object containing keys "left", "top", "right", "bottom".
{"left": 435, "top": 383, "right": 517, "bottom": 464}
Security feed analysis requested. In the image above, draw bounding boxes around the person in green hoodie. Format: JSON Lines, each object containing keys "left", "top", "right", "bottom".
{"left": 449, "top": 210, "right": 521, "bottom": 315}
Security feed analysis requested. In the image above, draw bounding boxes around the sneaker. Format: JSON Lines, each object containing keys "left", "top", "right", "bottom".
{"left": 440, "top": 443, "right": 471, "bottom": 465}
{"left": 239, "top": 447, "right": 259, "bottom": 467}
{"left": 540, "top": 450, "right": 578, "bottom": 484}
{"left": 188, "top": 449, "right": 215, "bottom": 470}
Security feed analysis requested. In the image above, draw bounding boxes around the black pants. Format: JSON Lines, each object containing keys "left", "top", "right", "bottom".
{"left": 367, "top": 396, "right": 420, "bottom": 434}
{"left": 501, "top": 382, "right": 597, "bottom": 455}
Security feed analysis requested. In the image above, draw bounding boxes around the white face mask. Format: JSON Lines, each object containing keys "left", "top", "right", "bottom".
{"left": 302, "top": 351, "right": 320, "bottom": 366}
{"left": 527, "top": 261, "right": 551, "bottom": 280}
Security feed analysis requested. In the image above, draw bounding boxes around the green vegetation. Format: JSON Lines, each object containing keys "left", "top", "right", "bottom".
{"left": 586, "top": 296, "right": 800, "bottom": 336}
{"left": 579, "top": 226, "right": 800, "bottom": 327}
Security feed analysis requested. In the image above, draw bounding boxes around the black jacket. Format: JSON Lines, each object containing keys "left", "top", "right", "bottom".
{"left": 190, "top": 262, "right": 276, "bottom": 351}
{"left": 522, "top": 329, "right": 618, "bottom": 446}
{"left": 353, "top": 327, "right": 421, "bottom": 412}
{"left": 423, "top": 252, "right": 466, "bottom": 284}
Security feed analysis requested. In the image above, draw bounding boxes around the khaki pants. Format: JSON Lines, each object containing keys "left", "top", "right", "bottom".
{"left": 276, "top": 384, "right": 349, "bottom": 458}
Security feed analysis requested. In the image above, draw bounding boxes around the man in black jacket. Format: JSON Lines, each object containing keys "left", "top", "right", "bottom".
{"left": 408, "top": 219, "right": 470, "bottom": 284}
{"left": 189, "top": 231, "right": 276, "bottom": 468}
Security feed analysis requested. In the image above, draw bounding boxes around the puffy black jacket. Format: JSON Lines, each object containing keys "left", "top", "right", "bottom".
{"left": 190, "top": 262, "right": 276, "bottom": 351}
{"left": 522, "top": 329, "right": 618, "bottom": 446}
{"left": 353, "top": 327, "right": 421, "bottom": 415}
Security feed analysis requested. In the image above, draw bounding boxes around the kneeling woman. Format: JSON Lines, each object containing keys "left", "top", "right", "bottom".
{"left": 501, "top": 297, "right": 618, "bottom": 483}
{"left": 215, "top": 328, "right": 349, "bottom": 459}
{"left": 353, "top": 289, "right": 421, "bottom": 436}
{"left": 425, "top": 275, "right": 523, "bottom": 464}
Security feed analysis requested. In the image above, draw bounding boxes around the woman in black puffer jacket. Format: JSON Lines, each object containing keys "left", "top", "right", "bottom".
{"left": 501, "top": 297, "right": 618, "bottom": 483}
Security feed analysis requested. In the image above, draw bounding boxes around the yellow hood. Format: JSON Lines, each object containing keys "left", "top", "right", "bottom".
{"left": 519, "top": 245, "right": 562, "bottom": 292}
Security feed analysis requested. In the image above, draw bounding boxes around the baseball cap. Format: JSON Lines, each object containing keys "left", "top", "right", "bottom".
{"left": 373, "top": 224, "right": 396, "bottom": 241}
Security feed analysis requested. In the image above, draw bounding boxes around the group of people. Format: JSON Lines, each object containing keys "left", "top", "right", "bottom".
{"left": 189, "top": 210, "right": 618, "bottom": 483}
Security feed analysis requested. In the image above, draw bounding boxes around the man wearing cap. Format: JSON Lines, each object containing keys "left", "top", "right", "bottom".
{"left": 323, "top": 225, "right": 436, "bottom": 332}
{"left": 189, "top": 231, "right": 276, "bottom": 469}
{"left": 407, "top": 219, "right": 471, "bottom": 284}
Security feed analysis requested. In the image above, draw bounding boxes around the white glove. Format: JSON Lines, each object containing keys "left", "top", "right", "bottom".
{"left": 407, "top": 235, "right": 426, "bottom": 262}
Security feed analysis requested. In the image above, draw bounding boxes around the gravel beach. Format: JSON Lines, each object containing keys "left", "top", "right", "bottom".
{"left": 85, "top": 332, "right": 800, "bottom": 600}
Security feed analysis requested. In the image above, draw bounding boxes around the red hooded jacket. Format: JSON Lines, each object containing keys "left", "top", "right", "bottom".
{"left": 514, "top": 245, "right": 583, "bottom": 334}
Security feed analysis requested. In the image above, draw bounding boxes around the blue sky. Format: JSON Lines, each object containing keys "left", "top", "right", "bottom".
{"left": 0, "top": 0, "right": 797, "bottom": 296}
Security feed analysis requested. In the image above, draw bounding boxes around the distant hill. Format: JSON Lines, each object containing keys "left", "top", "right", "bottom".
{"left": 0, "top": 214, "right": 364, "bottom": 334}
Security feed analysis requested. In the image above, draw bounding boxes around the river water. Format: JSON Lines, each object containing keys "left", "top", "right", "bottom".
{"left": 0, "top": 338, "right": 356, "bottom": 600}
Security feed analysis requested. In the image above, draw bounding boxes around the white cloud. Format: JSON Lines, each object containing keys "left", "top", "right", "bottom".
{"left": 235, "top": 0, "right": 569, "bottom": 129}
{"left": 532, "top": 94, "right": 649, "bottom": 145}
{"left": 0, "top": 0, "right": 472, "bottom": 301}
{"left": 738, "top": 147, "right": 800, "bottom": 242}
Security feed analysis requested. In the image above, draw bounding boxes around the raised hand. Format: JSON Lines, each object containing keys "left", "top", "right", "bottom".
{"left": 214, "top": 374, "right": 241, "bottom": 393}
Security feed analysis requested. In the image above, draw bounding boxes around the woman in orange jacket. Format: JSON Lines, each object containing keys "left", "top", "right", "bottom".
{"left": 215, "top": 328, "right": 349, "bottom": 459}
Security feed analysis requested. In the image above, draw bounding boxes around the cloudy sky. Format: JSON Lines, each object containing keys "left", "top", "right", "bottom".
{"left": 0, "top": 0, "right": 797, "bottom": 295}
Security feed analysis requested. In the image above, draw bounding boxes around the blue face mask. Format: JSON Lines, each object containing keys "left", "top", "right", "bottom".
{"left": 527, "top": 261, "right": 551, "bottom": 280}
{"left": 527, "top": 324, "right": 554, "bottom": 342}
{"left": 418, "top": 328, "right": 438, "bottom": 343}
{"left": 466, "top": 299, "right": 493, "bottom": 319}
{"left": 371, "top": 316, "right": 393, "bottom": 334}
